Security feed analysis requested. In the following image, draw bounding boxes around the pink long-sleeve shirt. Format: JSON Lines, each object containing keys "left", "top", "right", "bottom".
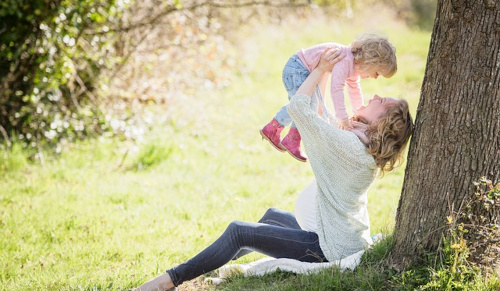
{"left": 297, "top": 43, "right": 363, "bottom": 121}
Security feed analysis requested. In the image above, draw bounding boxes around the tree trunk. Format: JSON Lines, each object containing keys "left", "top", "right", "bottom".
{"left": 390, "top": 0, "right": 500, "bottom": 267}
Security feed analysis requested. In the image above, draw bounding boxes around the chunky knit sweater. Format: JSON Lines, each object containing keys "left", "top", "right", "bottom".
{"left": 287, "top": 93, "right": 378, "bottom": 261}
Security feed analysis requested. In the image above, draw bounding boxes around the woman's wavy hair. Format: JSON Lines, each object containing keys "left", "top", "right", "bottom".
{"left": 352, "top": 99, "right": 414, "bottom": 175}
{"left": 351, "top": 33, "right": 397, "bottom": 78}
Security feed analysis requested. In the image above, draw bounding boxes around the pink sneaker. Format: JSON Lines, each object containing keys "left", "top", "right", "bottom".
{"left": 260, "top": 118, "right": 285, "bottom": 152}
{"left": 280, "top": 128, "right": 307, "bottom": 162}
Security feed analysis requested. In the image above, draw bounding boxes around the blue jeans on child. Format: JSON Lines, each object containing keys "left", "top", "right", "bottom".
{"left": 166, "top": 207, "right": 327, "bottom": 286}
{"left": 275, "top": 54, "right": 322, "bottom": 128}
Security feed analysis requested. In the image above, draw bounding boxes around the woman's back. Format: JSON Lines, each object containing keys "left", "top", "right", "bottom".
{"left": 287, "top": 93, "right": 377, "bottom": 261}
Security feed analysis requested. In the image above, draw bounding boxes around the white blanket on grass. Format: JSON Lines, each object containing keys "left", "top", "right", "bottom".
{"left": 204, "top": 250, "right": 364, "bottom": 285}
{"left": 205, "top": 234, "right": 384, "bottom": 285}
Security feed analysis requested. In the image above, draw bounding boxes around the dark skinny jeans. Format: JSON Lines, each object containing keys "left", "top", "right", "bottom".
{"left": 167, "top": 207, "right": 327, "bottom": 286}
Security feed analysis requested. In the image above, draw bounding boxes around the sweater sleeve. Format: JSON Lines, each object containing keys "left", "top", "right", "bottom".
{"left": 329, "top": 61, "right": 350, "bottom": 121}
{"left": 346, "top": 76, "right": 364, "bottom": 114}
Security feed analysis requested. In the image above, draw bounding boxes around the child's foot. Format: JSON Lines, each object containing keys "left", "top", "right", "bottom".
{"left": 260, "top": 118, "right": 285, "bottom": 152}
{"left": 280, "top": 128, "right": 307, "bottom": 162}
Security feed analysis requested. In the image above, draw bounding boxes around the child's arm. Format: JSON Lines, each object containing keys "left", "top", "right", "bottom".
{"left": 346, "top": 77, "right": 364, "bottom": 114}
{"left": 329, "top": 62, "right": 353, "bottom": 129}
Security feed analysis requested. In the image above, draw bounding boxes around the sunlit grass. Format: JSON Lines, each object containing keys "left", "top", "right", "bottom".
{"left": 0, "top": 8, "right": 433, "bottom": 291}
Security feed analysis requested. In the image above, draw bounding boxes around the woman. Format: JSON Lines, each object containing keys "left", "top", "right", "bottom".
{"left": 136, "top": 49, "right": 413, "bottom": 291}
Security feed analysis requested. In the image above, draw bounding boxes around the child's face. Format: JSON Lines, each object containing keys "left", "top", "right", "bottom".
{"left": 359, "top": 68, "right": 380, "bottom": 79}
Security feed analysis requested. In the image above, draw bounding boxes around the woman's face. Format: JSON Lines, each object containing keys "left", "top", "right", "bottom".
{"left": 357, "top": 95, "right": 399, "bottom": 124}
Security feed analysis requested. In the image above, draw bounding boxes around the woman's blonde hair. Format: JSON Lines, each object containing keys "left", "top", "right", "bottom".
{"left": 351, "top": 34, "right": 397, "bottom": 78}
{"left": 353, "top": 99, "right": 414, "bottom": 174}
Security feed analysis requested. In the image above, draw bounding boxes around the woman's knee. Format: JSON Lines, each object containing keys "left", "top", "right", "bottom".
{"left": 267, "top": 207, "right": 280, "bottom": 213}
{"left": 224, "top": 220, "right": 253, "bottom": 246}
{"left": 226, "top": 220, "right": 247, "bottom": 235}
{"left": 259, "top": 207, "right": 285, "bottom": 222}
{"left": 260, "top": 207, "right": 279, "bottom": 221}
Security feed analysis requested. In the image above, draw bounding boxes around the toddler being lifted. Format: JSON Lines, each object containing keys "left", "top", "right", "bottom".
{"left": 260, "top": 34, "right": 397, "bottom": 162}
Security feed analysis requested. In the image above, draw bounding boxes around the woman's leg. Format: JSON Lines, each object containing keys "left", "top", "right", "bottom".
{"left": 167, "top": 218, "right": 325, "bottom": 287}
{"left": 258, "top": 207, "right": 302, "bottom": 228}
{"left": 231, "top": 207, "right": 301, "bottom": 259}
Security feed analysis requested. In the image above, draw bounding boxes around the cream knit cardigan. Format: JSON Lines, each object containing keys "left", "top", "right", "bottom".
{"left": 287, "top": 93, "right": 378, "bottom": 262}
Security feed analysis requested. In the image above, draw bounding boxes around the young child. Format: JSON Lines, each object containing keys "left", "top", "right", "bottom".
{"left": 260, "top": 33, "right": 397, "bottom": 162}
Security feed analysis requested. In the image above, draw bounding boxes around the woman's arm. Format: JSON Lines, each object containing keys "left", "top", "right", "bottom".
{"left": 317, "top": 73, "right": 330, "bottom": 115}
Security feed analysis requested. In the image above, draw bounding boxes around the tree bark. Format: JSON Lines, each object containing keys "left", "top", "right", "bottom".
{"left": 390, "top": 0, "right": 500, "bottom": 267}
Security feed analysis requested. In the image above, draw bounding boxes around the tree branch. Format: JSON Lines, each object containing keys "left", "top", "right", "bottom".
{"left": 0, "top": 124, "right": 12, "bottom": 147}
{"left": 84, "top": 0, "right": 311, "bottom": 35}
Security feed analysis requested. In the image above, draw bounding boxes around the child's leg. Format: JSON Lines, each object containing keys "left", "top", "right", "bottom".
{"left": 262, "top": 55, "right": 310, "bottom": 155}
{"left": 279, "top": 57, "right": 311, "bottom": 161}
{"left": 289, "top": 85, "right": 320, "bottom": 129}
{"left": 276, "top": 55, "right": 311, "bottom": 127}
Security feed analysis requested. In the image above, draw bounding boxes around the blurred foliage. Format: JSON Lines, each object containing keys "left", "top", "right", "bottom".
{"left": 0, "top": 0, "right": 435, "bottom": 155}
{"left": 368, "top": 0, "right": 437, "bottom": 29}
{"left": 130, "top": 141, "right": 175, "bottom": 171}
{"left": 0, "top": 0, "right": 128, "bottom": 152}
{"left": 0, "top": 0, "right": 317, "bottom": 154}
{"left": 408, "top": 0, "right": 437, "bottom": 30}
{"left": 0, "top": 142, "right": 28, "bottom": 172}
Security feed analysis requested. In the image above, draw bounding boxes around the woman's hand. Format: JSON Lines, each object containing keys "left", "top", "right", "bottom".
{"left": 316, "top": 48, "right": 345, "bottom": 74}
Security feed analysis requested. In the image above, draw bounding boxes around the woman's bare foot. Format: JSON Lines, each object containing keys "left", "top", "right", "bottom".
{"left": 135, "top": 273, "right": 175, "bottom": 291}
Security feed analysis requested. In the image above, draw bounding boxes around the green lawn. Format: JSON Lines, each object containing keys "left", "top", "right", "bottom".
{"left": 0, "top": 9, "right": 432, "bottom": 291}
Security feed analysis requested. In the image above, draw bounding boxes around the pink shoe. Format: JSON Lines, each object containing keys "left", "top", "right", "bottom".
{"left": 280, "top": 128, "right": 307, "bottom": 162}
{"left": 260, "top": 118, "right": 285, "bottom": 152}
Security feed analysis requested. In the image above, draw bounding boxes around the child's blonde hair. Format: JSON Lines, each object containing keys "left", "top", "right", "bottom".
{"left": 351, "top": 34, "right": 397, "bottom": 78}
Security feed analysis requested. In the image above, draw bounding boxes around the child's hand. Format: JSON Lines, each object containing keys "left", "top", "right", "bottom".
{"left": 338, "top": 119, "right": 353, "bottom": 130}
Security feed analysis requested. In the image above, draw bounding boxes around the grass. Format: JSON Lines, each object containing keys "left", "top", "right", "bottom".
{"left": 2, "top": 6, "right": 497, "bottom": 291}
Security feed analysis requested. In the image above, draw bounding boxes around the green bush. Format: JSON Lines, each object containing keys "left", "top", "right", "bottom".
{"left": 0, "top": 0, "right": 126, "bottom": 148}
